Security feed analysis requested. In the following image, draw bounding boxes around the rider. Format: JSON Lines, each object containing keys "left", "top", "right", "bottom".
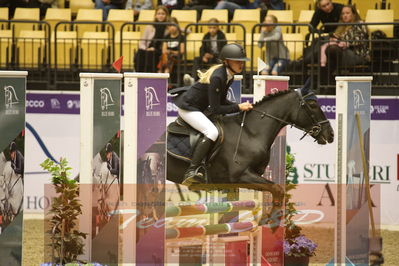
{"left": 173, "top": 43, "right": 253, "bottom": 186}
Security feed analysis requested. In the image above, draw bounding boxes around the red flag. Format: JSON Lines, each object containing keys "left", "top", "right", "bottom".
{"left": 112, "top": 56, "right": 123, "bottom": 73}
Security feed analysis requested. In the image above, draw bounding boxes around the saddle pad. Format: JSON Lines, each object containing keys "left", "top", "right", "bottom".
{"left": 167, "top": 132, "right": 193, "bottom": 163}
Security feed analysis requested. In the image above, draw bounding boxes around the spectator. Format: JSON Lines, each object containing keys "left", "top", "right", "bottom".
{"left": 125, "top": 0, "right": 153, "bottom": 20}
{"left": 186, "top": 18, "right": 226, "bottom": 84}
{"left": 310, "top": 0, "right": 344, "bottom": 34}
{"left": 158, "top": 0, "right": 184, "bottom": 12}
{"left": 158, "top": 17, "right": 185, "bottom": 86}
{"left": 258, "top": 14, "right": 289, "bottom": 75}
{"left": 323, "top": 5, "right": 370, "bottom": 75}
{"left": 135, "top": 5, "right": 170, "bottom": 72}
{"left": 94, "top": 0, "right": 125, "bottom": 21}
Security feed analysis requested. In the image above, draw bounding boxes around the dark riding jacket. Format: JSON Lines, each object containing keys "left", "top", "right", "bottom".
{"left": 173, "top": 65, "right": 239, "bottom": 115}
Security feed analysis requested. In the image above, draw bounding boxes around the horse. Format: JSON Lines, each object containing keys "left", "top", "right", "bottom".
{"left": 166, "top": 90, "right": 334, "bottom": 225}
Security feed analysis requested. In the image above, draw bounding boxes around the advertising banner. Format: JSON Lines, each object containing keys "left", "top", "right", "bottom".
{"left": 0, "top": 71, "right": 27, "bottom": 265}
{"left": 91, "top": 79, "right": 121, "bottom": 264}
{"left": 78, "top": 73, "right": 122, "bottom": 264}
{"left": 123, "top": 73, "right": 168, "bottom": 264}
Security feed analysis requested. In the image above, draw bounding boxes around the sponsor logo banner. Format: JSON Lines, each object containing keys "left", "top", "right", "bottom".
{"left": 26, "top": 93, "right": 399, "bottom": 120}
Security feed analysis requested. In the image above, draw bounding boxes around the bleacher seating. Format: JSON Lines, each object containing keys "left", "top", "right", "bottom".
{"left": 352, "top": 0, "right": 381, "bottom": 17}
{"left": 0, "top": 30, "right": 12, "bottom": 67}
{"left": 44, "top": 8, "right": 72, "bottom": 32}
{"left": 231, "top": 9, "right": 260, "bottom": 40}
{"left": 0, "top": 4, "right": 396, "bottom": 94}
{"left": 69, "top": 0, "right": 95, "bottom": 16}
{"left": 0, "top": 7, "right": 8, "bottom": 30}
{"left": 12, "top": 8, "right": 40, "bottom": 37}
{"left": 198, "top": 9, "right": 228, "bottom": 33}
{"left": 75, "top": 9, "right": 103, "bottom": 38}
{"left": 386, "top": 0, "right": 399, "bottom": 20}
{"left": 297, "top": 10, "right": 314, "bottom": 39}
{"left": 366, "top": 9, "right": 394, "bottom": 38}
{"left": 16, "top": 30, "right": 46, "bottom": 68}
{"left": 171, "top": 10, "right": 197, "bottom": 32}
{"left": 79, "top": 31, "right": 109, "bottom": 70}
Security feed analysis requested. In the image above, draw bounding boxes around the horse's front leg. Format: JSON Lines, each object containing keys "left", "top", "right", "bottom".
{"left": 238, "top": 168, "right": 285, "bottom": 229}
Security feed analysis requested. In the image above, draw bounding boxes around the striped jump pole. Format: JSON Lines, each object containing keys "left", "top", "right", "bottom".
{"left": 166, "top": 200, "right": 260, "bottom": 217}
{"left": 166, "top": 221, "right": 258, "bottom": 239}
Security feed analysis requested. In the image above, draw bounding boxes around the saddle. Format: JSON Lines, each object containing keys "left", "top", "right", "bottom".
{"left": 167, "top": 116, "right": 224, "bottom": 163}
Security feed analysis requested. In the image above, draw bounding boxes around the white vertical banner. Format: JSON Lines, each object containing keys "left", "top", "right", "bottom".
{"left": 79, "top": 73, "right": 123, "bottom": 263}
{"left": 123, "top": 73, "right": 168, "bottom": 265}
{"left": 253, "top": 75, "right": 289, "bottom": 266}
{"left": 334, "top": 76, "right": 372, "bottom": 265}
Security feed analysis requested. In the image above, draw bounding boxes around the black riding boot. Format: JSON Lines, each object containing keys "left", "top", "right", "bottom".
{"left": 181, "top": 137, "right": 214, "bottom": 186}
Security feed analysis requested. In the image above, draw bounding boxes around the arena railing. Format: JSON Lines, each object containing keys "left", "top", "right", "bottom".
{"left": 0, "top": 19, "right": 51, "bottom": 89}
{"left": 53, "top": 21, "right": 115, "bottom": 90}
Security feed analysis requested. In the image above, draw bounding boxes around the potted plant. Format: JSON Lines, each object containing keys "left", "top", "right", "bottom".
{"left": 283, "top": 147, "right": 317, "bottom": 266}
{"left": 41, "top": 158, "right": 87, "bottom": 264}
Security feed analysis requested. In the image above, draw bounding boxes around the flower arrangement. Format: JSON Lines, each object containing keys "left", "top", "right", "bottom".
{"left": 284, "top": 147, "right": 317, "bottom": 259}
{"left": 284, "top": 233, "right": 317, "bottom": 257}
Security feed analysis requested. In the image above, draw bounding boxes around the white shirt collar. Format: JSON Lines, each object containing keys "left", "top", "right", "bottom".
{"left": 226, "top": 68, "right": 234, "bottom": 84}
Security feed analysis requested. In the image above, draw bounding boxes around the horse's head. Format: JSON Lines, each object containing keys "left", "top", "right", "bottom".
{"left": 293, "top": 91, "right": 334, "bottom": 144}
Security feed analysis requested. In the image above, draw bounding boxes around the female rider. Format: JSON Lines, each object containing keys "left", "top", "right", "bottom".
{"left": 173, "top": 43, "right": 253, "bottom": 186}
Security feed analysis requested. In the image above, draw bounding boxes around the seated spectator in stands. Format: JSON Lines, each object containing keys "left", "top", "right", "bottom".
{"left": 311, "top": 0, "right": 344, "bottom": 34}
{"left": 158, "top": 17, "right": 185, "bottom": 86}
{"left": 183, "top": 0, "right": 217, "bottom": 20}
{"left": 94, "top": 0, "right": 125, "bottom": 21}
{"left": 323, "top": 5, "right": 370, "bottom": 75}
{"left": 258, "top": 14, "right": 289, "bottom": 75}
{"left": 158, "top": 0, "right": 184, "bottom": 12}
{"left": 185, "top": 18, "right": 226, "bottom": 85}
{"left": 125, "top": 0, "right": 153, "bottom": 20}
{"left": 135, "top": 5, "right": 170, "bottom": 72}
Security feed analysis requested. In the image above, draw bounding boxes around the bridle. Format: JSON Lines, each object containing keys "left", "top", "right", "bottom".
{"left": 233, "top": 90, "right": 329, "bottom": 163}
{"left": 250, "top": 90, "right": 330, "bottom": 140}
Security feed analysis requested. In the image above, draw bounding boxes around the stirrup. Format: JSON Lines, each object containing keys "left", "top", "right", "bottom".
{"left": 182, "top": 167, "right": 206, "bottom": 187}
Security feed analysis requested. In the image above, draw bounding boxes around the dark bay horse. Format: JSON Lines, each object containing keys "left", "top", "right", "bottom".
{"left": 167, "top": 90, "right": 334, "bottom": 224}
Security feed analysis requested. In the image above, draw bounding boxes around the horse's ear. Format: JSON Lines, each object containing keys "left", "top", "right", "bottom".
{"left": 294, "top": 89, "right": 302, "bottom": 98}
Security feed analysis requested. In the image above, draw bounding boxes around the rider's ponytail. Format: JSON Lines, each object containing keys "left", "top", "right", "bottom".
{"left": 197, "top": 64, "right": 223, "bottom": 84}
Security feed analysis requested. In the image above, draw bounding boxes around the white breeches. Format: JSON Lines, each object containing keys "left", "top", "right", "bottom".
{"left": 178, "top": 108, "right": 219, "bottom": 141}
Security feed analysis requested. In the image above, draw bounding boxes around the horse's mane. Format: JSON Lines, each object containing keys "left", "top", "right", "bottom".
{"left": 253, "top": 90, "right": 292, "bottom": 107}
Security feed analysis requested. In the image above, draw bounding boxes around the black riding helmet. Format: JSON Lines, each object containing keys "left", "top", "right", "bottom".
{"left": 219, "top": 43, "right": 250, "bottom": 62}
